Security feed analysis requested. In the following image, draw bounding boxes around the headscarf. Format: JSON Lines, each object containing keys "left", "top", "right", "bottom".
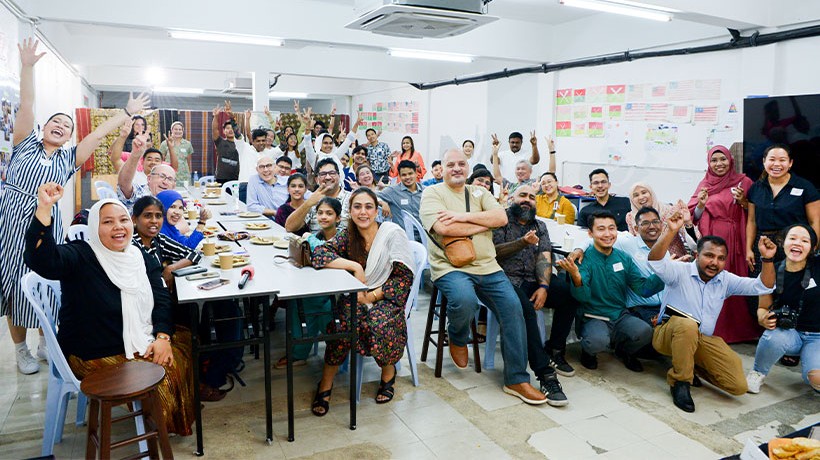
{"left": 364, "top": 222, "right": 416, "bottom": 295}
{"left": 157, "top": 190, "right": 185, "bottom": 236}
{"left": 687, "top": 145, "right": 749, "bottom": 212}
{"left": 87, "top": 199, "right": 154, "bottom": 359}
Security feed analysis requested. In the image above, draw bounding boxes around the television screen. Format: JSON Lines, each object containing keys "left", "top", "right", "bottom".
{"left": 743, "top": 94, "right": 820, "bottom": 190}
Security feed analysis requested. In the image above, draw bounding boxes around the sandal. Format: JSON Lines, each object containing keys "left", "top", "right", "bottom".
{"left": 274, "top": 356, "right": 307, "bottom": 369}
{"left": 376, "top": 368, "right": 397, "bottom": 404}
{"left": 311, "top": 382, "right": 332, "bottom": 417}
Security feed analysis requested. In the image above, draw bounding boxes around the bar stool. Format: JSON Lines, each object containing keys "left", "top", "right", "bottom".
{"left": 81, "top": 360, "right": 173, "bottom": 460}
{"left": 420, "top": 285, "right": 482, "bottom": 377}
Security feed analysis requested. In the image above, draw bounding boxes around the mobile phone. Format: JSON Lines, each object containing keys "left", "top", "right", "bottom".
{"left": 186, "top": 272, "right": 219, "bottom": 281}
{"left": 197, "top": 279, "right": 230, "bottom": 291}
{"left": 173, "top": 265, "right": 207, "bottom": 277}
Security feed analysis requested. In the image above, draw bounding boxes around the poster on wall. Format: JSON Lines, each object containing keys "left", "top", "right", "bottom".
{"left": 605, "top": 121, "right": 630, "bottom": 162}
{"left": 645, "top": 124, "right": 679, "bottom": 152}
{"left": 0, "top": 80, "right": 20, "bottom": 183}
{"left": 358, "top": 100, "right": 419, "bottom": 133}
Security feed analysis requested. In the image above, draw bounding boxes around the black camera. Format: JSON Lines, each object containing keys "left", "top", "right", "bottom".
{"left": 772, "top": 305, "right": 798, "bottom": 329}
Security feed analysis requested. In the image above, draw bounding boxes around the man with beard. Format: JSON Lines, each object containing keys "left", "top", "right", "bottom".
{"left": 492, "top": 185, "right": 571, "bottom": 405}
{"left": 648, "top": 211, "right": 776, "bottom": 413}
{"left": 578, "top": 169, "right": 631, "bottom": 231}
{"left": 285, "top": 158, "right": 350, "bottom": 233}
{"left": 557, "top": 211, "right": 664, "bottom": 373}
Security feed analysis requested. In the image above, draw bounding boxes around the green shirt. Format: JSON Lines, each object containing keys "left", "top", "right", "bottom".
{"left": 572, "top": 246, "right": 664, "bottom": 321}
{"left": 420, "top": 183, "right": 503, "bottom": 281}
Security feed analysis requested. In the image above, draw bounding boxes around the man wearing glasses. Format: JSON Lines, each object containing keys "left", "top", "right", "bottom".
{"left": 285, "top": 158, "right": 350, "bottom": 233}
{"left": 247, "top": 155, "right": 304, "bottom": 218}
{"left": 578, "top": 169, "right": 631, "bottom": 231}
{"left": 117, "top": 142, "right": 176, "bottom": 213}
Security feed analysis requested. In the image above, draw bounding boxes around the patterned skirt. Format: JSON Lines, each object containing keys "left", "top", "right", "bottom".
{"left": 67, "top": 329, "right": 195, "bottom": 436}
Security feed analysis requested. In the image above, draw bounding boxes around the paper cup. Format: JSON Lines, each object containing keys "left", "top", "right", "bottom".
{"left": 219, "top": 254, "right": 234, "bottom": 270}
{"left": 555, "top": 213, "right": 566, "bottom": 225}
{"left": 563, "top": 236, "right": 574, "bottom": 250}
{"left": 202, "top": 242, "right": 216, "bottom": 256}
{"left": 187, "top": 209, "right": 199, "bottom": 220}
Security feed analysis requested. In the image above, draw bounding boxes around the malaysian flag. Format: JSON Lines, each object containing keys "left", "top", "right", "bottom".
{"left": 645, "top": 104, "right": 669, "bottom": 121}
{"left": 694, "top": 106, "right": 718, "bottom": 123}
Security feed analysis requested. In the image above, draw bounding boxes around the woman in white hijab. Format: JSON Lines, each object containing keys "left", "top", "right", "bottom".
{"left": 309, "top": 188, "right": 416, "bottom": 415}
{"left": 302, "top": 110, "right": 363, "bottom": 175}
{"left": 24, "top": 182, "right": 195, "bottom": 436}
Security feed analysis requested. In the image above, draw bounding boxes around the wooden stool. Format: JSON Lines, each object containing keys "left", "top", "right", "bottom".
{"left": 81, "top": 360, "right": 173, "bottom": 460}
{"left": 420, "top": 285, "right": 481, "bottom": 377}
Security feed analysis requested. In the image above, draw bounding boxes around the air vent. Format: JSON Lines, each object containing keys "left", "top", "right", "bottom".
{"left": 346, "top": 3, "right": 497, "bottom": 39}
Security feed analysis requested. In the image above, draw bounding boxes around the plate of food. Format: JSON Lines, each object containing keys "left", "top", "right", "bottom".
{"left": 211, "top": 255, "right": 250, "bottom": 268}
{"left": 250, "top": 236, "right": 277, "bottom": 245}
{"left": 217, "top": 231, "right": 250, "bottom": 241}
{"left": 238, "top": 211, "right": 262, "bottom": 218}
{"left": 246, "top": 222, "right": 271, "bottom": 230}
{"left": 273, "top": 239, "right": 290, "bottom": 249}
{"left": 769, "top": 437, "right": 820, "bottom": 460}
{"left": 205, "top": 182, "right": 222, "bottom": 188}
{"left": 204, "top": 199, "right": 227, "bottom": 205}
{"left": 202, "top": 226, "right": 220, "bottom": 237}
{"left": 213, "top": 244, "right": 232, "bottom": 254}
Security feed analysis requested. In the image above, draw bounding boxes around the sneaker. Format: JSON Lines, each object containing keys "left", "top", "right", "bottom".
{"left": 16, "top": 348, "right": 39, "bottom": 375}
{"left": 579, "top": 350, "right": 598, "bottom": 370}
{"left": 547, "top": 348, "right": 576, "bottom": 377}
{"left": 538, "top": 373, "right": 569, "bottom": 407}
{"left": 746, "top": 370, "right": 765, "bottom": 394}
{"left": 36, "top": 343, "right": 48, "bottom": 362}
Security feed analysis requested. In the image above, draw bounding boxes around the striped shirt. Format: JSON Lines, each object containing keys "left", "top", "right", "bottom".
{"left": 131, "top": 233, "right": 202, "bottom": 267}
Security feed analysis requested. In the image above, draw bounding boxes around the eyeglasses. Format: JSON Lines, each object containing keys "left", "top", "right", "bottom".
{"left": 258, "top": 164, "right": 275, "bottom": 169}
{"left": 591, "top": 180, "right": 609, "bottom": 186}
{"left": 151, "top": 172, "right": 175, "bottom": 182}
{"left": 638, "top": 220, "right": 662, "bottom": 228}
{"left": 317, "top": 171, "right": 338, "bottom": 177}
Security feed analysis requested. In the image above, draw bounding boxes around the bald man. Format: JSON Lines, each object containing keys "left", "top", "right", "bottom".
{"left": 420, "top": 149, "right": 547, "bottom": 405}
{"left": 117, "top": 136, "right": 177, "bottom": 213}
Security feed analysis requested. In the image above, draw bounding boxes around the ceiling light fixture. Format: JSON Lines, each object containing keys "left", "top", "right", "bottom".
{"left": 145, "top": 66, "right": 165, "bottom": 85}
{"left": 153, "top": 86, "right": 205, "bottom": 95}
{"left": 388, "top": 49, "right": 473, "bottom": 63}
{"left": 268, "top": 91, "right": 308, "bottom": 99}
{"left": 169, "top": 30, "right": 283, "bottom": 47}
{"left": 559, "top": 0, "right": 673, "bottom": 22}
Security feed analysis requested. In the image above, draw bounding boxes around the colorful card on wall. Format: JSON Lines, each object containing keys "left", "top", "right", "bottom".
{"left": 556, "top": 89, "right": 572, "bottom": 105}
{"left": 651, "top": 85, "right": 667, "bottom": 98}
{"left": 556, "top": 106, "right": 571, "bottom": 122}
{"left": 607, "top": 85, "right": 625, "bottom": 103}
{"left": 556, "top": 121, "right": 571, "bottom": 137}
{"left": 573, "top": 105, "right": 588, "bottom": 120}
{"left": 573, "top": 122, "right": 587, "bottom": 137}
{"left": 587, "top": 86, "right": 606, "bottom": 104}
{"left": 668, "top": 80, "right": 694, "bottom": 101}
{"left": 588, "top": 122, "right": 604, "bottom": 138}
{"left": 627, "top": 84, "right": 649, "bottom": 101}
{"left": 608, "top": 105, "right": 622, "bottom": 118}
{"left": 573, "top": 89, "right": 586, "bottom": 103}
{"left": 669, "top": 105, "right": 692, "bottom": 123}
{"left": 645, "top": 123, "right": 679, "bottom": 152}
{"left": 693, "top": 106, "right": 718, "bottom": 123}
{"left": 590, "top": 106, "right": 603, "bottom": 118}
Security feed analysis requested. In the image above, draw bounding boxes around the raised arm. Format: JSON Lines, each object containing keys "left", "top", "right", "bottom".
{"left": 529, "top": 130, "right": 541, "bottom": 166}
{"left": 490, "top": 133, "right": 503, "bottom": 185}
{"left": 14, "top": 38, "right": 46, "bottom": 146}
{"left": 163, "top": 131, "right": 179, "bottom": 172}
{"left": 649, "top": 211, "right": 683, "bottom": 261}
{"left": 211, "top": 105, "right": 222, "bottom": 141}
{"left": 328, "top": 104, "right": 337, "bottom": 134}
{"left": 285, "top": 184, "right": 327, "bottom": 232}
{"left": 546, "top": 136, "right": 556, "bottom": 173}
{"left": 77, "top": 93, "right": 150, "bottom": 167}
{"left": 108, "top": 120, "right": 130, "bottom": 172}
{"left": 117, "top": 130, "right": 149, "bottom": 198}
{"left": 808, "top": 200, "right": 820, "bottom": 250}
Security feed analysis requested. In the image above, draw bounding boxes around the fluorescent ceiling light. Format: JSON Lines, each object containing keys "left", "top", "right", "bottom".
{"left": 145, "top": 66, "right": 165, "bottom": 85}
{"left": 169, "top": 30, "right": 283, "bottom": 47}
{"left": 269, "top": 91, "right": 308, "bottom": 99}
{"left": 388, "top": 49, "right": 473, "bottom": 63}
{"left": 559, "top": 0, "right": 673, "bottom": 22}
{"left": 153, "top": 87, "right": 205, "bottom": 95}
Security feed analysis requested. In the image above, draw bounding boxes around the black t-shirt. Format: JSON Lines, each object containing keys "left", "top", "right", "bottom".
{"left": 775, "top": 262, "right": 820, "bottom": 333}
{"left": 748, "top": 174, "right": 820, "bottom": 232}
{"left": 214, "top": 137, "right": 239, "bottom": 182}
{"left": 578, "top": 195, "right": 631, "bottom": 231}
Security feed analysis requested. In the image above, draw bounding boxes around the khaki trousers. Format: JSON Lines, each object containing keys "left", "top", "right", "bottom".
{"left": 652, "top": 316, "right": 747, "bottom": 395}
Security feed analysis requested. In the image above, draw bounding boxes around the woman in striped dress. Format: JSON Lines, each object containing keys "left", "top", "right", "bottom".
{"left": 1, "top": 38, "right": 150, "bottom": 374}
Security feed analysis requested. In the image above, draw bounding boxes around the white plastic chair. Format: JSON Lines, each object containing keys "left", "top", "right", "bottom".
{"left": 96, "top": 187, "right": 117, "bottom": 200}
{"left": 66, "top": 224, "right": 89, "bottom": 242}
{"left": 94, "top": 181, "right": 114, "bottom": 191}
{"left": 222, "top": 180, "right": 242, "bottom": 206}
{"left": 22, "top": 273, "right": 87, "bottom": 456}
{"left": 198, "top": 175, "right": 215, "bottom": 186}
{"left": 354, "top": 241, "right": 425, "bottom": 402}
{"left": 22, "top": 273, "right": 148, "bottom": 456}
{"left": 400, "top": 211, "right": 429, "bottom": 312}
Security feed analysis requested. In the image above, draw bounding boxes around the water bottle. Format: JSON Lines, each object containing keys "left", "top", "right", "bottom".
{"left": 192, "top": 171, "right": 200, "bottom": 188}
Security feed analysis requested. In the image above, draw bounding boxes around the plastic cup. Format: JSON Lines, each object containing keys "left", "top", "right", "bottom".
{"left": 219, "top": 254, "right": 234, "bottom": 270}
{"left": 202, "top": 242, "right": 216, "bottom": 256}
{"left": 563, "top": 235, "right": 574, "bottom": 250}
{"left": 555, "top": 213, "right": 566, "bottom": 225}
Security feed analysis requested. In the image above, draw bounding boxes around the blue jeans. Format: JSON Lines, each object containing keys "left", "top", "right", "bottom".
{"left": 753, "top": 328, "right": 820, "bottom": 384}
{"left": 580, "top": 312, "right": 653, "bottom": 356}
{"left": 435, "top": 270, "right": 529, "bottom": 385}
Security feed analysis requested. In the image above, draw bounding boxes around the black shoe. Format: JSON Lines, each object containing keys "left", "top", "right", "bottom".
{"left": 538, "top": 373, "right": 569, "bottom": 407}
{"left": 692, "top": 375, "right": 702, "bottom": 387}
{"left": 547, "top": 348, "right": 576, "bottom": 377}
{"left": 615, "top": 348, "right": 644, "bottom": 373}
{"left": 580, "top": 350, "right": 598, "bottom": 370}
{"left": 671, "top": 381, "right": 695, "bottom": 413}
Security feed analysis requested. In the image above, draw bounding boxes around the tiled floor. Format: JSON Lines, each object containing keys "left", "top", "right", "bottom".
{"left": 1, "top": 290, "right": 818, "bottom": 459}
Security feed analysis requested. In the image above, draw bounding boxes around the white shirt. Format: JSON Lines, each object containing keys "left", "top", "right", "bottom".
{"left": 497, "top": 149, "right": 532, "bottom": 183}
{"left": 238, "top": 141, "right": 265, "bottom": 183}
{"left": 132, "top": 171, "right": 148, "bottom": 187}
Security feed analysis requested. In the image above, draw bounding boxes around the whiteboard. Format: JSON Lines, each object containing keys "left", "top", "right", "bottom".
{"left": 560, "top": 161, "right": 705, "bottom": 205}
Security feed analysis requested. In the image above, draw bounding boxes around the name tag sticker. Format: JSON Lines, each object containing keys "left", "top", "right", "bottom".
{"left": 400, "top": 199, "right": 409, "bottom": 205}
{"left": 790, "top": 188, "right": 804, "bottom": 196}
{"left": 612, "top": 262, "right": 624, "bottom": 272}
{"left": 808, "top": 278, "right": 817, "bottom": 289}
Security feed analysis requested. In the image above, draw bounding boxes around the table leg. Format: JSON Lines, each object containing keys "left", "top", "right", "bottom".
{"left": 349, "top": 292, "right": 357, "bottom": 431}
{"left": 190, "top": 301, "right": 205, "bottom": 456}
{"left": 286, "top": 298, "right": 295, "bottom": 442}
{"left": 263, "top": 295, "right": 273, "bottom": 445}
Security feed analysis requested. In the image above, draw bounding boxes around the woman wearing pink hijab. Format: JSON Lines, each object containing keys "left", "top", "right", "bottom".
{"left": 687, "top": 145, "right": 757, "bottom": 342}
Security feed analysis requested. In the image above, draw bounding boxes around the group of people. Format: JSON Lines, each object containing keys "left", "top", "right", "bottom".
{"left": 2, "top": 39, "right": 819, "bottom": 440}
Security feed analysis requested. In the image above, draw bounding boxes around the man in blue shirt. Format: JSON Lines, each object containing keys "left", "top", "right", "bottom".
{"left": 558, "top": 211, "right": 664, "bottom": 373}
{"left": 246, "top": 155, "right": 295, "bottom": 217}
{"left": 379, "top": 160, "right": 424, "bottom": 233}
{"left": 421, "top": 160, "right": 443, "bottom": 187}
{"left": 648, "top": 211, "right": 777, "bottom": 413}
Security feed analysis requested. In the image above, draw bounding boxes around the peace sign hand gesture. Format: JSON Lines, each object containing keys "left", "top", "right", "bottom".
{"left": 530, "top": 130, "right": 538, "bottom": 146}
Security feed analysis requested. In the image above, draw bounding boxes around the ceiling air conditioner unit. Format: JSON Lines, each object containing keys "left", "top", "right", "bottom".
{"left": 345, "top": 0, "right": 498, "bottom": 39}
{"left": 222, "top": 77, "right": 253, "bottom": 96}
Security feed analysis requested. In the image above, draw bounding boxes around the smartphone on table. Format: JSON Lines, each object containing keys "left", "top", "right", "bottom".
{"left": 197, "top": 279, "right": 230, "bottom": 291}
